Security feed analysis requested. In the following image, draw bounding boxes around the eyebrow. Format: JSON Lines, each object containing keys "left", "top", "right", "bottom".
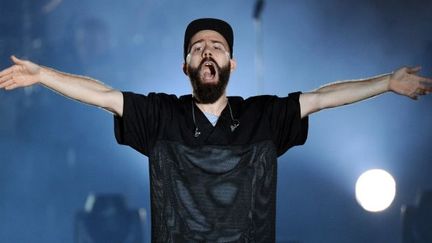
{"left": 189, "top": 39, "right": 226, "bottom": 49}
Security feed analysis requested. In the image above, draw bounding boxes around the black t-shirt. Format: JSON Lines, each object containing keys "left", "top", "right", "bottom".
{"left": 114, "top": 92, "right": 308, "bottom": 243}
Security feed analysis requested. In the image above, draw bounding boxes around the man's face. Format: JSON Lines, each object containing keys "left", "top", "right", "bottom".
{"left": 184, "top": 30, "right": 236, "bottom": 104}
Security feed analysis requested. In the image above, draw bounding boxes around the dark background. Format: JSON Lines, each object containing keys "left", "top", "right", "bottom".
{"left": 0, "top": 0, "right": 431, "bottom": 242}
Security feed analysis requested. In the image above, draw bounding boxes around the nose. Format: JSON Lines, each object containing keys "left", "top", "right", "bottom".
{"left": 202, "top": 45, "right": 212, "bottom": 58}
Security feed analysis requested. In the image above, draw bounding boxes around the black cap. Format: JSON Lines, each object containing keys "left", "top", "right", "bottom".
{"left": 183, "top": 18, "right": 234, "bottom": 61}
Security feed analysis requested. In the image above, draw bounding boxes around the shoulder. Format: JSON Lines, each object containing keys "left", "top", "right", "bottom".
{"left": 122, "top": 91, "right": 178, "bottom": 99}
{"left": 119, "top": 92, "right": 184, "bottom": 117}
{"left": 121, "top": 91, "right": 180, "bottom": 105}
{"left": 232, "top": 92, "right": 302, "bottom": 107}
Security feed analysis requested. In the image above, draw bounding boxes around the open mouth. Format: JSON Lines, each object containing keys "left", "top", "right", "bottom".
{"left": 205, "top": 62, "right": 216, "bottom": 76}
{"left": 200, "top": 61, "right": 217, "bottom": 82}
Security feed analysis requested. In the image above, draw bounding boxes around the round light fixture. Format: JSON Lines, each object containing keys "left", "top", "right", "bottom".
{"left": 355, "top": 169, "right": 396, "bottom": 212}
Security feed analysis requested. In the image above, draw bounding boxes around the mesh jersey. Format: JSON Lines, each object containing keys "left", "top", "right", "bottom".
{"left": 114, "top": 92, "right": 308, "bottom": 242}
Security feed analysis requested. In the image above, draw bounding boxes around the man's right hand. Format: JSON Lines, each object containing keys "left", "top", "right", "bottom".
{"left": 0, "top": 55, "right": 41, "bottom": 90}
{"left": 0, "top": 55, "right": 123, "bottom": 116}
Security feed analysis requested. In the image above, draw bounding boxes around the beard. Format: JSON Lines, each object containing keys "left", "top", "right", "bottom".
{"left": 188, "top": 57, "right": 231, "bottom": 104}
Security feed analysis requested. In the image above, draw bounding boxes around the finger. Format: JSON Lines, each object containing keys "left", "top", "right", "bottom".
{"left": 419, "top": 79, "right": 432, "bottom": 90}
{"left": 5, "top": 83, "right": 18, "bottom": 90}
{"left": 0, "top": 73, "right": 13, "bottom": 84}
{"left": 416, "top": 88, "right": 426, "bottom": 96}
{"left": 0, "top": 79, "right": 15, "bottom": 89}
{"left": 407, "top": 66, "right": 421, "bottom": 74}
{"left": 422, "top": 83, "right": 432, "bottom": 92}
{"left": 416, "top": 84, "right": 430, "bottom": 94}
{"left": 420, "top": 76, "right": 432, "bottom": 84}
{"left": 11, "top": 55, "right": 27, "bottom": 65}
{"left": 0, "top": 66, "right": 14, "bottom": 77}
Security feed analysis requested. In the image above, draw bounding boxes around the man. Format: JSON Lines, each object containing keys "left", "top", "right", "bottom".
{"left": 0, "top": 18, "right": 431, "bottom": 242}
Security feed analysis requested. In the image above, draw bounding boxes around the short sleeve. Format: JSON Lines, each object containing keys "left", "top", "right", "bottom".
{"left": 114, "top": 92, "right": 167, "bottom": 156}
{"left": 269, "top": 92, "right": 308, "bottom": 156}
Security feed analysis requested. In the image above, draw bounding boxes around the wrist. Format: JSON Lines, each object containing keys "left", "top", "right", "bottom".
{"left": 370, "top": 72, "right": 392, "bottom": 93}
{"left": 385, "top": 72, "right": 393, "bottom": 92}
{"left": 38, "top": 66, "right": 52, "bottom": 85}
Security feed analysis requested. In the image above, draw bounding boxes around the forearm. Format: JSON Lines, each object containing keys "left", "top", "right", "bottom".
{"left": 300, "top": 73, "right": 391, "bottom": 117}
{"left": 39, "top": 66, "right": 123, "bottom": 115}
{"left": 315, "top": 73, "right": 390, "bottom": 108}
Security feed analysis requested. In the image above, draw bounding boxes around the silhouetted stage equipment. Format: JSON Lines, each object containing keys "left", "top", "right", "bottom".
{"left": 75, "top": 194, "right": 145, "bottom": 243}
{"left": 402, "top": 190, "right": 432, "bottom": 243}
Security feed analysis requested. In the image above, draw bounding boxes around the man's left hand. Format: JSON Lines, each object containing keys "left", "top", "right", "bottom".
{"left": 389, "top": 66, "right": 432, "bottom": 100}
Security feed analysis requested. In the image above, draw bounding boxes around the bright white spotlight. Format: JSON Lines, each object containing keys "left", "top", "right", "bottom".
{"left": 355, "top": 169, "right": 396, "bottom": 212}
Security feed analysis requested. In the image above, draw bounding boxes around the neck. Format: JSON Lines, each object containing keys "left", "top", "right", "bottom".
{"left": 194, "top": 94, "right": 227, "bottom": 116}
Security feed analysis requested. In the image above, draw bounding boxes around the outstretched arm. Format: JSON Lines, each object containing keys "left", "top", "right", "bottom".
{"left": 299, "top": 66, "right": 432, "bottom": 118}
{"left": 0, "top": 56, "right": 123, "bottom": 116}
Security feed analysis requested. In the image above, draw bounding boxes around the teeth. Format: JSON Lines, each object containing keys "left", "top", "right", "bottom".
{"left": 201, "top": 61, "right": 216, "bottom": 77}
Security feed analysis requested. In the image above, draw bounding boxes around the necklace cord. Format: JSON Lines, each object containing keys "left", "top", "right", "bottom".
{"left": 192, "top": 98, "right": 240, "bottom": 138}
{"left": 191, "top": 101, "right": 201, "bottom": 138}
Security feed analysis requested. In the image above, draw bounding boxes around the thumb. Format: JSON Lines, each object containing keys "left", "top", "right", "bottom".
{"left": 407, "top": 66, "right": 421, "bottom": 74}
{"left": 11, "top": 55, "right": 26, "bottom": 65}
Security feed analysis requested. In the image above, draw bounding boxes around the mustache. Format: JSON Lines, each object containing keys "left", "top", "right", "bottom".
{"left": 199, "top": 57, "right": 218, "bottom": 68}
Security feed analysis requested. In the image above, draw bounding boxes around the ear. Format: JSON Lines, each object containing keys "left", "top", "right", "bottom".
{"left": 230, "top": 59, "right": 237, "bottom": 72}
{"left": 182, "top": 63, "right": 189, "bottom": 75}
